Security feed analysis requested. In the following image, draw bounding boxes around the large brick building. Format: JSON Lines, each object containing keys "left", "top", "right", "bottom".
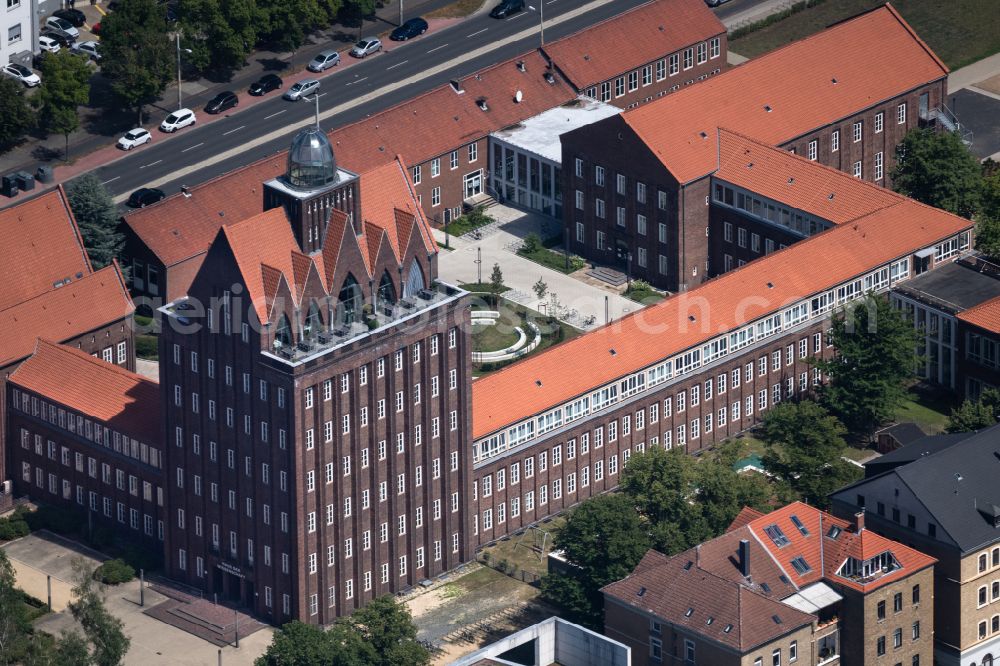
{"left": 562, "top": 4, "right": 949, "bottom": 292}
{"left": 831, "top": 425, "right": 1000, "bottom": 666}
{"left": 603, "top": 503, "right": 936, "bottom": 666}
{"left": 157, "top": 130, "right": 474, "bottom": 623}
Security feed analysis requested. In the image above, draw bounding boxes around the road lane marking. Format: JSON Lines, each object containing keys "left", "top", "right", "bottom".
{"left": 222, "top": 125, "right": 245, "bottom": 136}
{"left": 507, "top": 12, "right": 527, "bottom": 19}
{"left": 263, "top": 109, "right": 286, "bottom": 120}
{"left": 467, "top": 28, "right": 488, "bottom": 37}
{"left": 110, "top": 0, "right": 622, "bottom": 203}
{"left": 101, "top": 176, "right": 120, "bottom": 185}
{"left": 181, "top": 142, "right": 205, "bottom": 153}
{"left": 139, "top": 160, "right": 162, "bottom": 169}
{"left": 386, "top": 59, "right": 409, "bottom": 70}
{"left": 427, "top": 43, "right": 449, "bottom": 53}
{"left": 345, "top": 77, "right": 368, "bottom": 86}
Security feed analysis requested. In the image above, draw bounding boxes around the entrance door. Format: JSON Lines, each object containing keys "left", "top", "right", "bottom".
{"left": 464, "top": 170, "right": 483, "bottom": 199}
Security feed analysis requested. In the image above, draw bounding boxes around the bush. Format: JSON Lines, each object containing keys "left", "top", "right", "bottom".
{"left": 94, "top": 559, "right": 136, "bottom": 585}
{"left": 135, "top": 334, "right": 158, "bottom": 360}
{"left": 0, "top": 518, "right": 30, "bottom": 541}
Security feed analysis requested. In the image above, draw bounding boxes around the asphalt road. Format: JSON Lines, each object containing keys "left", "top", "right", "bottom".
{"left": 90, "top": 0, "right": 766, "bottom": 202}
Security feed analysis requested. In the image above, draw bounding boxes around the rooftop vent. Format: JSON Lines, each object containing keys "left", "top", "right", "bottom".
{"left": 685, "top": 608, "right": 694, "bottom": 617}
{"left": 766, "top": 282, "right": 774, "bottom": 289}
{"left": 476, "top": 97, "right": 489, "bottom": 111}
{"left": 688, "top": 315, "right": 696, "bottom": 322}
{"left": 218, "top": 211, "right": 225, "bottom": 217}
{"left": 746, "top": 162, "right": 754, "bottom": 169}
{"left": 543, "top": 72, "right": 555, "bottom": 84}
{"left": 583, "top": 54, "right": 590, "bottom": 61}
{"left": 828, "top": 193, "right": 835, "bottom": 200}
{"left": 706, "top": 617, "right": 714, "bottom": 625}
{"left": 724, "top": 624, "right": 733, "bottom": 633}
{"left": 699, "top": 131, "right": 708, "bottom": 139}
{"left": 449, "top": 79, "right": 464, "bottom": 94}
{"left": 609, "top": 348, "right": 617, "bottom": 356}
{"left": 683, "top": 560, "right": 694, "bottom": 571}
{"left": 772, "top": 615, "right": 783, "bottom": 625}
{"left": 514, "top": 90, "right": 523, "bottom": 103}
{"left": 658, "top": 25, "right": 664, "bottom": 31}
{"left": 787, "top": 177, "right": 795, "bottom": 184}
{"left": 516, "top": 60, "right": 526, "bottom": 72}
{"left": 831, "top": 77, "right": 838, "bottom": 84}
{"left": 535, "top": 380, "right": 542, "bottom": 387}
{"left": 637, "top": 586, "right": 646, "bottom": 597}
{"left": 181, "top": 185, "right": 191, "bottom": 198}
{"left": 764, "top": 104, "right": 772, "bottom": 112}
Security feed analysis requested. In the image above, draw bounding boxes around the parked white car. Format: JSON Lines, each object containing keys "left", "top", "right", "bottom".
{"left": 350, "top": 37, "right": 382, "bottom": 58}
{"left": 2, "top": 63, "right": 41, "bottom": 87}
{"left": 159, "top": 108, "right": 196, "bottom": 133}
{"left": 283, "top": 78, "right": 319, "bottom": 101}
{"left": 45, "top": 16, "right": 79, "bottom": 40}
{"left": 117, "top": 128, "right": 152, "bottom": 150}
{"left": 38, "top": 35, "right": 62, "bottom": 53}
{"left": 73, "top": 40, "right": 101, "bottom": 61}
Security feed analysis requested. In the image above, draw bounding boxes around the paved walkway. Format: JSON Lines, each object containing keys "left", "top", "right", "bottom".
{"left": 435, "top": 205, "right": 643, "bottom": 329}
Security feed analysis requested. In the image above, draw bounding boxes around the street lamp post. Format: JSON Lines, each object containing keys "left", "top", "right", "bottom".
{"left": 176, "top": 34, "right": 192, "bottom": 110}
{"left": 528, "top": 2, "right": 544, "bottom": 46}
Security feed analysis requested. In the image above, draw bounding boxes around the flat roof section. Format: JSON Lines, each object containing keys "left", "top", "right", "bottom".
{"left": 893, "top": 261, "right": 1000, "bottom": 314}
{"left": 490, "top": 98, "right": 621, "bottom": 163}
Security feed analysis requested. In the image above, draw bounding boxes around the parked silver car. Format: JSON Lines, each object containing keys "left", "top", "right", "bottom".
{"left": 349, "top": 37, "right": 382, "bottom": 58}
{"left": 283, "top": 78, "right": 320, "bottom": 101}
{"left": 307, "top": 50, "right": 340, "bottom": 72}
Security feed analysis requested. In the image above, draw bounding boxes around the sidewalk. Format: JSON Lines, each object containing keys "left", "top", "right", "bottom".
{"left": 0, "top": 0, "right": 482, "bottom": 180}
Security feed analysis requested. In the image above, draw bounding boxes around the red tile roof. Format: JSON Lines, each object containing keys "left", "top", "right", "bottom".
{"left": 744, "top": 502, "right": 936, "bottom": 593}
{"left": 603, "top": 548, "right": 815, "bottom": 651}
{"left": 471, "top": 139, "right": 971, "bottom": 439}
{"left": 0, "top": 187, "right": 92, "bottom": 311}
{"left": 622, "top": 4, "right": 948, "bottom": 184}
{"left": 717, "top": 129, "right": 903, "bottom": 224}
{"left": 358, "top": 158, "right": 436, "bottom": 257}
{"left": 728, "top": 506, "right": 766, "bottom": 532}
{"left": 122, "top": 155, "right": 284, "bottom": 268}
{"left": 0, "top": 264, "right": 135, "bottom": 369}
{"left": 10, "top": 338, "right": 160, "bottom": 445}
{"left": 541, "top": 0, "right": 725, "bottom": 90}
{"left": 958, "top": 294, "right": 1000, "bottom": 335}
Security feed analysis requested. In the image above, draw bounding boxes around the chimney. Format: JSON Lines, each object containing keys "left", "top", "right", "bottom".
{"left": 854, "top": 510, "right": 865, "bottom": 532}
{"left": 738, "top": 539, "right": 750, "bottom": 577}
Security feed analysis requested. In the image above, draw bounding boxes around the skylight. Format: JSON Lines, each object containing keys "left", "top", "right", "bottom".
{"left": 790, "top": 515, "right": 809, "bottom": 536}
{"left": 827, "top": 525, "right": 842, "bottom": 540}
{"left": 764, "top": 524, "right": 790, "bottom": 547}
{"left": 790, "top": 556, "right": 812, "bottom": 575}
{"left": 685, "top": 608, "right": 694, "bottom": 617}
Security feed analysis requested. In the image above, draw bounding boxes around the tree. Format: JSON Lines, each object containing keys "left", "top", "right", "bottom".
{"left": 760, "top": 400, "right": 860, "bottom": 507}
{"left": 947, "top": 387, "right": 1000, "bottom": 433}
{"left": 256, "top": 0, "right": 326, "bottom": 52}
{"left": 696, "top": 440, "right": 771, "bottom": 535}
{"left": 541, "top": 493, "right": 649, "bottom": 627}
{"left": 532, "top": 276, "right": 548, "bottom": 302}
{"left": 66, "top": 174, "right": 125, "bottom": 270}
{"left": 978, "top": 169, "right": 1000, "bottom": 261}
{"left": 255, "top": 621, "right": 340, "bottom": 666}
{"left": 176, "top": 0, "right": 258, "bottom": 75}
{"left": 0, "top": 549, "right": 31, "bottom": 664}
{"left": 488, "top": 263, "right": 504, "bottom": 307}
{"left": 815, "top": 294, "right": 918, "bottom": 438}
{"left": 892, "top": 127, "right": 981, "bottom": 219}
{"left": 99, "top": 0, "right": 173, "bottom": 124}
{"left": 35, "top": 51, "right": 91, "bottom": 161}
{"left": 67, "top": 558, "right": 131, "bottom": 666}
{"left": 347, "top": 595, "right": 429, "bottom": 666}
{"left": 0, "top": 78, "right": 34, "bottom": 152}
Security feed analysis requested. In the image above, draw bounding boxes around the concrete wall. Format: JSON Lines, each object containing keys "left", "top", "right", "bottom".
{"left": 450, "top": 616, "right": 631, "bottom": 666}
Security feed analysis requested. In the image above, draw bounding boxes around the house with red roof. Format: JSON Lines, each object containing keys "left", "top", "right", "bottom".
{"left": 562, "top": 3, "right": 950, "bottom": 292}
{"left": 603, "top": 502, "right": 935, "bottom": 666}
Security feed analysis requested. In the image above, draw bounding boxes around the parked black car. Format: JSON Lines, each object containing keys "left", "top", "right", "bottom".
{"left": 204, "top": 90, "right": 238, "bottom": 114}
{"left": 126, "top": 188, "right": 166, "bottom": 208}
{"left": 249, "top": 73, "right": 282, "bottom": 96}
{"left": 490, "top": 0, "right": 524, "bottom": 18}
{"left": 53, "top": 8, "right": 87, "bottom": 27}
{"left": 40, "top": 28, "right": 73, "bottom": 48}
{"left": 390, "top": 17, "right": 428, "bottom": 41}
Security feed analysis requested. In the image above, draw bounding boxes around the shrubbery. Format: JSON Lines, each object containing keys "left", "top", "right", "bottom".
{"left": 93, "top": 559, "right": 136, "bottom": 585}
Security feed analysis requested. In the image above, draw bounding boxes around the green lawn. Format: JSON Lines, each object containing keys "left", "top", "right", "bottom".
{"left": 624, "top": 284, "right": 665, "bottom": 305}
{"left": 443, "top": 207, "right": 495, "bottom": 237}
{"left": 517, "top": 246, "right": 586, "bottom": 274}
{"left": 481, "top": 516, "right": 566, "bottom": 580}
{"left": 731, "top": 0, "right": 1000, "bottom": 69}
{"left": 472, "top": 322, "right": 521, "bottom": 353}
{"left": 894, "top": 392, "right": 953, "bottom": 434}
{"left": 472, "top": 300, "right": 579, "bottom": 376}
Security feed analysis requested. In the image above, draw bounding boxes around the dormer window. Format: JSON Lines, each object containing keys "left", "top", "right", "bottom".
{"left": 837, "top": 551, "right": 901, "bottom": 582}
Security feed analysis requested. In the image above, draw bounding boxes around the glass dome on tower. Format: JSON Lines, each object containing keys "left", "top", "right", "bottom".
{"left": 286, "top": 126, "right": 338, "bottom": 189}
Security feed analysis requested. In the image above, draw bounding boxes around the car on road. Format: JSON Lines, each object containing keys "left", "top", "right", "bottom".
{"left": 159, "top": 108, "right": 196, "bottom": 132}
{"left": 489, "top": 0, "right": 524, "bottom": 18}
{"left": 126, "top": 188, "right": 166, "bottom": 208}
{"left": 45, "top": 16, "right": 79, "bottom": 40}
{"left": 204, "top": 90, "right": 238, "bottom": 114}
{"left": 390, "top": 17, "right": 428, "bottom": 41}
{"left": 41, "top": 28, "right": 73, "bottom": 48}
{"left": 38, "top": 35, "right": 62, "bottom": 53}
{"left": 249, "top": 73, "right": 282, "bottom": 96}
{"left": 72, "top": 40, "right": 101, "bottom": 61}
{"left": 307, "top": 50, "right": 340, "bottom": 72}
{"left": 704, "top": 0, "right": 731, "bottom": 5}
{"left": 349, "top": 37, "right": 381, "bottom": 58}
{"left": 117, "top": 128, "right": 152, "bottom": 150}
{"left": 2, "top": 63, "right": 41, "bottom": 87}
{"left": 53, "top": 8, "right": 87, "bottom": 27}
{"left": 283, "top": 78, "right": 319, "bottom": 101}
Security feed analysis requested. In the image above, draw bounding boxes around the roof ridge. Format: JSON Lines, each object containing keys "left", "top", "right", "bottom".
{"left": 882, "top": 2, "right": 949, "bottom": 74}
{"left": 19, "top": 338, "right": 157, "bottom": 386}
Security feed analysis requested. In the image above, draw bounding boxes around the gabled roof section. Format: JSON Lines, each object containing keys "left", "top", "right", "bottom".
{"left": 0, "top": 264, "right": 135, "bottom": 369}
{"left": 602, "top": 548, "right": 814, "bottom": 652}
{"left": 622, "top": 4, "right": 948, "bottom": 184}
{"left": 716, "top": 129, "right": 904, "bottom": 224}
{"left": 541, "top": 0, "right": 725, "bottom": 90}
{"left": 958, "top": 294, "right": 1000, "bottom": 335}
{"left": 10, "top": 338, "right": 160, "bottom": 445}
{"left": 728, "top": 506, "right": 766, "bottom": 532}
{"left": 330, "top": 51, "right": 575, "bottom": 172}
{"left": 358, "top": 158, "right": 437, "bottom": 259}
{"left": 471, "top": 177, "right": 971, "bottom": 438}
{"left": 122, "top": 155, "right": 283, "bottom": 267}
{"left": 0, "top": 187, "right": 93, "bottom": 311}
{"left": 744, "top": 502, "right": 935, "bottom": 593}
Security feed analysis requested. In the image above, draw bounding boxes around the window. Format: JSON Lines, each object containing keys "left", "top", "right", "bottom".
{"left": 696, "top": 42, "right": 707, "bottom": 64}
{"left": 875, "top": 112, "right": 884, "bottom": 133}
{"left": 615, "top": 76, "right": 625, "bottom": 98}
{"left": 853, "top": 121, "right": 862, "bottom": 143}
{"left": 876, "top": 636, "right": 885, "bottom": 656}
{"left": 875, "top": 151, "right": 883, "bottom": 181}
{"left": 449, "top": 150, "right": 458, "bottom": 170}
{"left": 683, "top": 47, "right": 693, "bottom": 70}
{"left": 808, "top": 140, "right": 817, "bottom": 161}
{"left": 853, "top": 161, "right": 862, "bottom": 179}
{"left": 912, "top": 584, "right": 920, "bottom": 604}
{"left": 669, "top": 53, "right": 679, "bottom": 76}
{"left": 897, "top": 102, "right": 907, "bottom": 124}
{"left": 628, "top": 70, "right": 638, "bottom": 92}
{"left": 8, "top": 23, "right": 22, "bottom": 44}
{"left": 832, "top": 129, "right": 840, "bottom": 152}
{"left": 432, "top": 187, "right": 441, "bottom": 206}
{"left": 789, "top": 640, "right": 797, "bottom": 662}
{"left": 431, "top": 158, "right": 440, "bottom": 177}
{"left": 710, "top": 37, "right": 720, "bottom": 59}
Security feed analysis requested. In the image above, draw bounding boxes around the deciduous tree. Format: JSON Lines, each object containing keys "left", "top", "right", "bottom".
{"left": 35, "top": 50, "right": 92, "bottom": 160}
{"left": 348, "top": 595, "right": 429, "bottom": 666}
{"left": 947, "top": 387, "right": 1000, "bottom": 433}
{"left": 67, "top": 558, "right": 131, "bottom": 666}
{"left": 892, "top": 127, "right": 982, "bottom": 219}
{"left": 760, "top": 400, "right": 860, "bottom": 507}
{"left": 66, "top": 174, "right": 125, "bottom": 271}
{"left": 0, "top": 78, "right": 34, "bottom": 152}
{"left": 815, "top": 294, "right": 918, "bottom": 438}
